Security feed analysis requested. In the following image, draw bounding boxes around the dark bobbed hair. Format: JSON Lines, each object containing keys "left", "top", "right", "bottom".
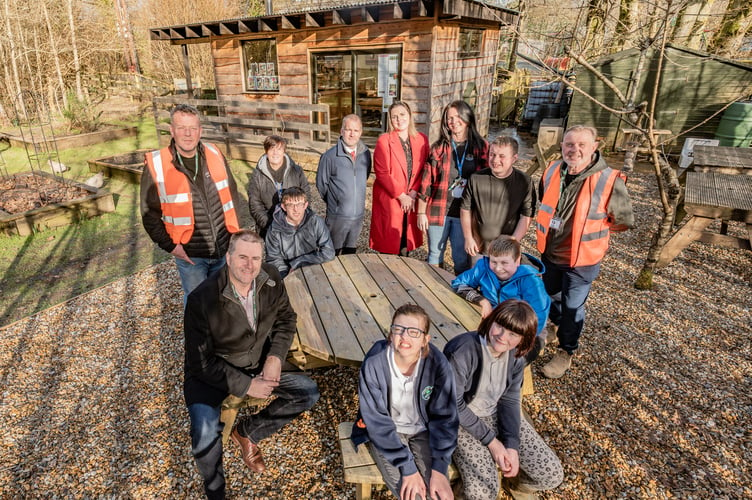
{"left": 477, "top": 299, "right": 537, "bottom": 358}
{"left": 388, "top": 303, "right": 431, "bottom": 358}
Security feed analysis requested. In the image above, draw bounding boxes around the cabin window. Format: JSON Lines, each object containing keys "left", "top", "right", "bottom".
{"left": 459, "top": 28, "right": 483, "bottom": 58}
{"left": 242, "top": 39, "right": 280, "bottom": 93}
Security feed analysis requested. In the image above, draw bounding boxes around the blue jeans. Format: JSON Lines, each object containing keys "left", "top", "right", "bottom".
{"left": 541, "top": 256, "right": 601, "bottom": 355}
{"left": 426, "top": 216, "right": 469, "bottom": 275}
{"left": 188, "top": 373, "right": 319, "bottom": 499}
{"left": 187, "top": 403, "right": 226, "bottom": 499}
{"left": 174, "top": 256, "right": 226, "bottom": 306}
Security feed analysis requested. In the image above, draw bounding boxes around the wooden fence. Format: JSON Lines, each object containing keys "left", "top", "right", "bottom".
{"left": 152, "top": 96, "right": 332, "bottom": 168}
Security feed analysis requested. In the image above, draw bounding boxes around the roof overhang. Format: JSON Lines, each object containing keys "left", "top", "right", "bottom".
{"left": 149, "top": 0, "right": 518, "bottom": 43}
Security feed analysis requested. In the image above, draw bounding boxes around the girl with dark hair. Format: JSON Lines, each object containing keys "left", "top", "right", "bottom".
{"left": 417, "top": 100, "right": 488, "bottom": 274}
{"left": 370, "top": 101, "right": 430, "bottom": 255}
{"left": 443, "top": 300, "right": 563, "bottom": 499}
{"left": 352, "top": 304, "right": 458, "bottom": 500}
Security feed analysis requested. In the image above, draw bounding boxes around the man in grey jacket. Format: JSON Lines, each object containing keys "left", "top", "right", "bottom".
{"left": 316, "top": 114, "right": 372, "bottom": 254}
{"left": 265, "top": 187, "right": 335, "bottom": 278}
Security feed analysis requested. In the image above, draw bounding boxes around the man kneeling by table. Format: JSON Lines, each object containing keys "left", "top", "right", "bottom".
{"left": 183, "top": 229, "right": 320, "bottom": 499}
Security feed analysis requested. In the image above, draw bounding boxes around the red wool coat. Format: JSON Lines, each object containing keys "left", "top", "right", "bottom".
{"left": 369, "top": 131, "right": 429, "bottom": 254}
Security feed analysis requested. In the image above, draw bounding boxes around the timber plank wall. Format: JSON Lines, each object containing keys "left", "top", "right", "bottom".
{"left": 210, "top": 16, "right": 500, "bottom": 144}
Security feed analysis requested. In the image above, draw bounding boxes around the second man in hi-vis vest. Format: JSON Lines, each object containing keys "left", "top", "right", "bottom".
{"left": 536, "top": 125, "right": 634, "bottom": 379}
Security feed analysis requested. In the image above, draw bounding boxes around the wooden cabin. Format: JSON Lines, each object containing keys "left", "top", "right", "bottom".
{"left": 149, "top": 0, "right": 518, "bottom": 161}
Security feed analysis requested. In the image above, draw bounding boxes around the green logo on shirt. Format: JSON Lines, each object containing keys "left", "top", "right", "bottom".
{"left": 421, "top": 386, "right": 433, "bottom": 400}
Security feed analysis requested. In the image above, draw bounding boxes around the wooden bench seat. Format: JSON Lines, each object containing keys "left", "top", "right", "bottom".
{"left": 338, "top": 422, "right": 459, "bottom": 500}
{"left": 219, "top": 395, "right": 267, "bottom": 446}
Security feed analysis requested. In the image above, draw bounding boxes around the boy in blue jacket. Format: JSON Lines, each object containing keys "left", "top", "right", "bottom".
{"left": 452, "top": 235, "right": 550, "bottom": 340}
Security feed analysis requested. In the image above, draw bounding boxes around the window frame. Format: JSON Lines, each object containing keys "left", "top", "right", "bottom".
{"left": 241, "top": 38, "right": 280, "bottom": 94}
{"left": 458, "top": 27, "right": 484, "bottom": 59}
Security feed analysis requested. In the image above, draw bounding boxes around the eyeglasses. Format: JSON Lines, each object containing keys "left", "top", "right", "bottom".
{"left": 283, "top": 201, "right": 306, "bottom": 209}
{"left": 390, "top": 324, "right": 425, "bottom": 338}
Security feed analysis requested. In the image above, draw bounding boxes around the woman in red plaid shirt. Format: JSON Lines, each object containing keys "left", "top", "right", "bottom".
{"left": 416, "top": 101, "right": 488, "bottom": 275}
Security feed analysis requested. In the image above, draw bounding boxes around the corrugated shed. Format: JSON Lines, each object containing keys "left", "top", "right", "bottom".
{"left": 568, "top": 45, "right": 752, "bottom": 152}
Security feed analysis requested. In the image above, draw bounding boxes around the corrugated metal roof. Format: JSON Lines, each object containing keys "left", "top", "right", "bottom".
{"left": 149, "top": 1, "right": 519, "bottom": 42}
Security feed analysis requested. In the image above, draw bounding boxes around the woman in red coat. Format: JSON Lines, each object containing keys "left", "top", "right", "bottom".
{"left": 369, "top": 101, "right": 429, "bottom": 255}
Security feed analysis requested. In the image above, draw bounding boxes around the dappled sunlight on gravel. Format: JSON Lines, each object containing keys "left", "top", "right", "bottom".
{"left": 0, "top": 154, "right": 750, "bottom": 498}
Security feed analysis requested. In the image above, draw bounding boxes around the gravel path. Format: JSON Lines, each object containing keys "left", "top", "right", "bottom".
{"left": 1, "top": 153, "right": 750, "bottom": 499}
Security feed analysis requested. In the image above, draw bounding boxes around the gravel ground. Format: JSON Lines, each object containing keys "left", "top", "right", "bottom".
{"left": 1, "top": 135, "right": 750, "bottom": 499}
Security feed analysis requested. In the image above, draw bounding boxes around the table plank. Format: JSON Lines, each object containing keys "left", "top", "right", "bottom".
{"left": 399, "top": 257, "right": 481, "bottom": 332}
{"left": 378, "top": 255, "right": 468, "bottom": 349}
{"left": 285, "top": 270, "right": 333, "bottom": 363}
{"left": 302, "top": 264, "right": 364, "bottom": 366}
{"left": 339, "top": 254, "right": 396, "bottom": 335}
{"left": 685, "top": 172, "right": 752, "bottom": 222}
{"left": 320, "top": 257, "right": 385, "bottom": 361}
{"left": 693, "top": 145, "right": 752, "bottom": 171}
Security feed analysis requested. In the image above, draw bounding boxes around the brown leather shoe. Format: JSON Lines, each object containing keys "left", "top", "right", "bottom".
{"left": 230, "top": 428, "right": 266, "bottom": 473}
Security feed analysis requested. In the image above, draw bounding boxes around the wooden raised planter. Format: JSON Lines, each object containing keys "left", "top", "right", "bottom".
{"left": 0, "top": 171, "right": 115, "bottom": 236}
{"left": 4, "top": 125, "right": 138, "bottom": 150}
{"left": 88, "top": 149, "right": 153, "bottom": 182}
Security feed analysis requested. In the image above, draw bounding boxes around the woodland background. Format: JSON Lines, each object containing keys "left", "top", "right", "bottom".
{"left": 1, "top": 0, "right": 750, "bottom": 125}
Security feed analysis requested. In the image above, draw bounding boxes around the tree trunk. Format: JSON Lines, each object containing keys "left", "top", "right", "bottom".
{"left": 615, "top": 0, "right": 641, "bottom": 51}
{"left": 635, "top": 0, "right": 681, "bottom": 290}
{"left": 66, "top": 0, "right": 83, "bottom": 100}
{"left": 4, "top": 0, "right": 24, "bottom": 111}
{"left": 582, "top": 0, "right": 607, "bottom": 58}
{"left": 42, "top": 0, "right": 67, "bottom": 110}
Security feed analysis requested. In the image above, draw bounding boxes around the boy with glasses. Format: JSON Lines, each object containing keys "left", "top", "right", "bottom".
{"left": 264, "top": 187, "right": 334, "bottom": 278}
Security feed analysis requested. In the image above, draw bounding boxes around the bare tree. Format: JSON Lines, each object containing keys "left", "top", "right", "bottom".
{"left": 709, "top": 0, "right": 752, "bottom": 56}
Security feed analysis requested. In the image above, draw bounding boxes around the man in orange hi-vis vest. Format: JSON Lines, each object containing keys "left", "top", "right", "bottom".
{"left": 536, "top": 125, "right": 634, "bottom": 379}
{"left": 141, "top": 104, "right": 241, "bottom": 305}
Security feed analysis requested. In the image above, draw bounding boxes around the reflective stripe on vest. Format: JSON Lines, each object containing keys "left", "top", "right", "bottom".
{"left": 145, "top": 144, "right": 239, "bottom": 244}
{"left": 203, "top": 143, "right": 240, "bottom": 234}
{"left": 535, "top": 160, "right": 562, "bottom": 250}
{"left": 535, "top": 160, "right": 622, "bottom": 266}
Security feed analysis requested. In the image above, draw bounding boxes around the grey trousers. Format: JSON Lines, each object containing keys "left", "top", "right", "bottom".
{"left": 369, "top": 430, "right": 433, "bottom": 500}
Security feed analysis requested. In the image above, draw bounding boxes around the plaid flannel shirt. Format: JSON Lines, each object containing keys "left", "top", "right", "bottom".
{"left": 417, "top": 140, "right": 488, "bottom": 226}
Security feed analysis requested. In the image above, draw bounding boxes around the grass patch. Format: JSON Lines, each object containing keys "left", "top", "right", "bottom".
{"left": 0, "top": 111, "right": 254, "bottom": 327}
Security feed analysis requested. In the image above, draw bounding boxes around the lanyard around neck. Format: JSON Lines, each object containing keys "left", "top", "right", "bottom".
{"left": 177, "top": 151, "right": 200, "bottom": 182}
{"left": 451, "top": 140, "right": 468, "bottom": 176}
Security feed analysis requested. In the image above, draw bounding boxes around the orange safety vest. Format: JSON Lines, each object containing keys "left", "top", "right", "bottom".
{"left": 145, "top": 143, "right": 240, "bottom": 245}
{"left": 536, "top": 160, "right": 623, "bottom": 267}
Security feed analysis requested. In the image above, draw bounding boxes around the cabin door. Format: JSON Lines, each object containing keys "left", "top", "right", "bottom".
{"left": 312, "top": 48, "right": 402, "bottom": 141}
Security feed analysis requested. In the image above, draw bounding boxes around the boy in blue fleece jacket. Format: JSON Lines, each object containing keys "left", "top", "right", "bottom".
{"left": 452, "top": 235, "right": 550, "bottom": 337}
